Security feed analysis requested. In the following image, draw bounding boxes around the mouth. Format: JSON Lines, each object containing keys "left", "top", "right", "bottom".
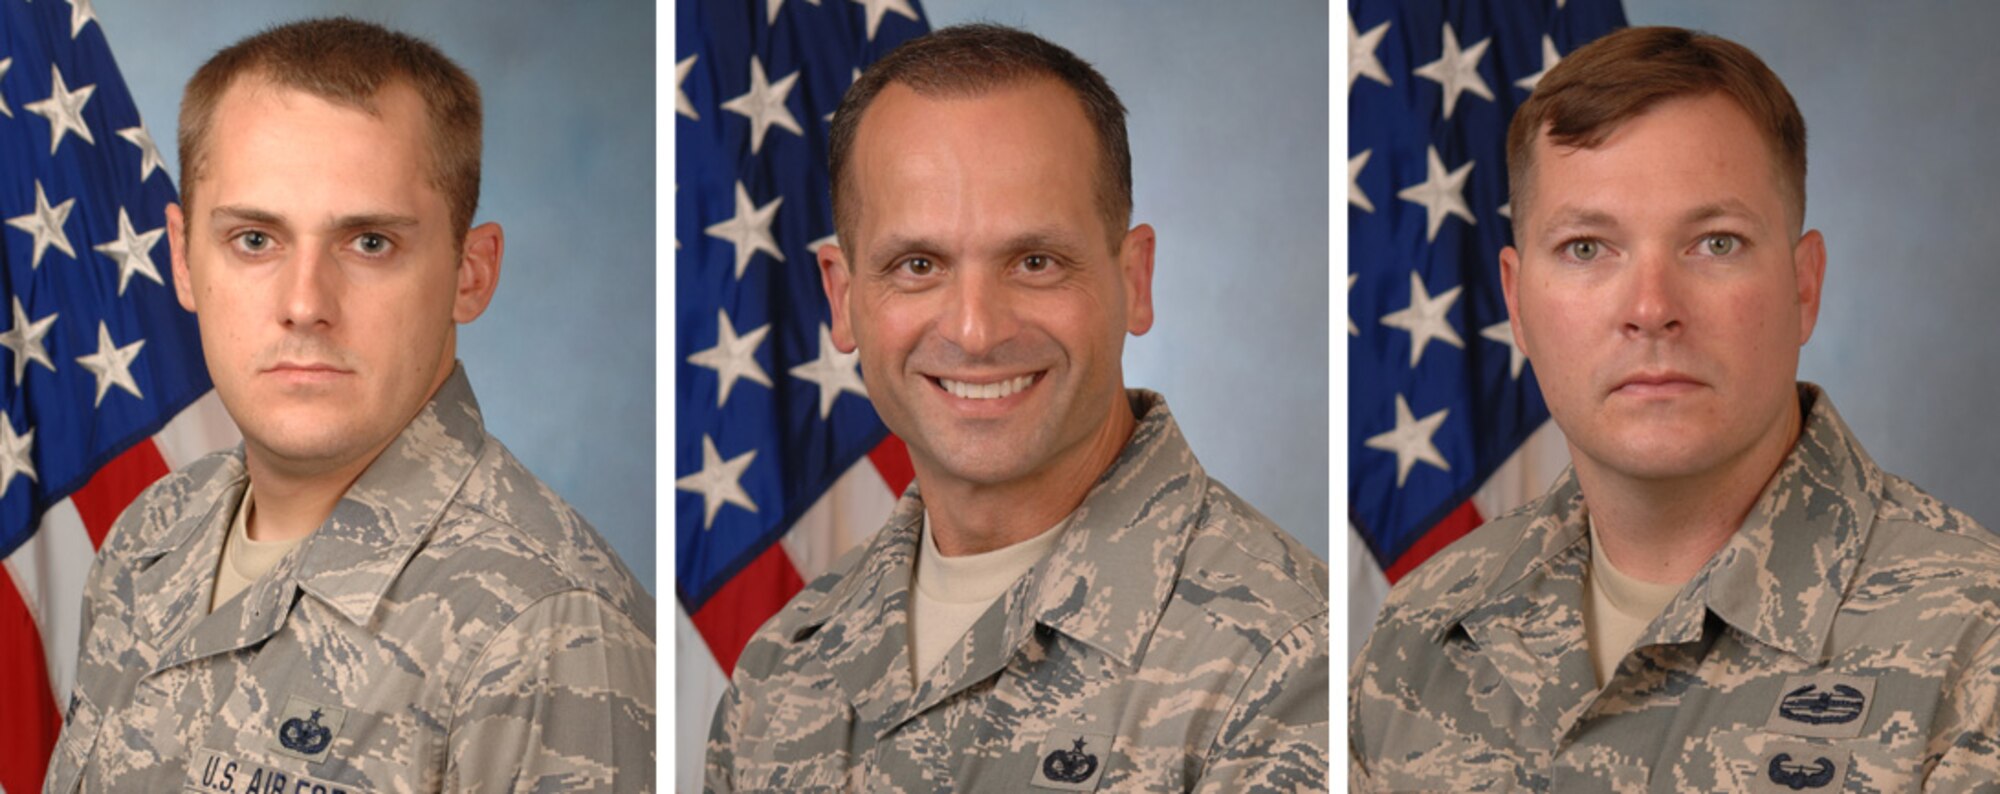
{"left": 933, "top": 373, "right": 1039, "bottom": 401}
{"left": 1611, "top": 370, "right": 1704, "bottom": 397}
{"left": 262, "top": 361, "right": 353, "bottom": 382}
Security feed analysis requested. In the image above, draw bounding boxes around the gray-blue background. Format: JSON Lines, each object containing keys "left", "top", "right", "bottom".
{"left": 100, "top": 0, "right": 657, "bottom": 590}
{"left": 926, "top": 0, "right": 1332, "bottom": 559}
{"left": 1625, "top": 1, "right": 2000, "bottom": 530}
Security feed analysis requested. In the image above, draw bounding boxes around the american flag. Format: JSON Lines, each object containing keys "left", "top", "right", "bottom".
{"left": 675, "top": 0, "right": 927, "bottom": 790}
{"left": 0, "top": 1, "right": 236, "bottom": 789}
{"left": 1347, "top": 0, "right": 1625, "bottom": 655}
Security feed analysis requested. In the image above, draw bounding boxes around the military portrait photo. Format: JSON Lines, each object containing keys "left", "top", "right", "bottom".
{"left": 0, "top": 1, "right": 656, "bottom": 791}
{"left": 1351, "top": 2, "right": 2000, "bottom": 789}
{"left": 678, "top": 1, "right": 1329, "bottom": 791}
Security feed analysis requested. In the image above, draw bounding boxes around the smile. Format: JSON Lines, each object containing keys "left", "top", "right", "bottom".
{"left": 936, "top": 374, "right": 1037, "bottom": 401}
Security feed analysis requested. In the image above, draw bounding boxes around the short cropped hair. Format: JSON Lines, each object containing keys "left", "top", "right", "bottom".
{"left": 827, "top": 24, "right": 1132, "bottom": 251}
{"left": 179, "top": 17, "right": 484, "bottom": 233}
{"left": 1506, "top": 26, "right": 1808, "bottom": 232}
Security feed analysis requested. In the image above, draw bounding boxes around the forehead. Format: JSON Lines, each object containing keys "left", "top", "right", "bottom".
{"left": 1526, "top": 93, "right": 1789, "bottom": 228}
{"left": 193, "top": 77, "right": 439, "bottom": 212}
{"left": 847, "top": 79, "right": 1106, "bottom": 244}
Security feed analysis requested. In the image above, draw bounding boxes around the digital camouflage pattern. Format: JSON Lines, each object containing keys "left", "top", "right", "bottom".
{"left": 1351, "top": 384, "right": 2000, "bottom": 792}
{"left": 707, "top": 391, "right": 1330, "bottom": 793}
{"left": 44, "top": 365, "right": 657, "bottom": 792}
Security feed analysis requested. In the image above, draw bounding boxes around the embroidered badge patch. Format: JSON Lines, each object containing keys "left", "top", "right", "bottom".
{"left": 1029, "top": 730, "right": 1113, "bottom": 791}
{"left": 268, "top": 696, "right": 346, "bottom": 764}
{"left": 1747, "top": 744, "right": 1849, "bottom": 793}
{"left": 1763, "top": 674, "right": 1875, "bottom": 738}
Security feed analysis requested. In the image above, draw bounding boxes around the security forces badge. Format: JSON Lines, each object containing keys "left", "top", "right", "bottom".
{"left": 1030, "top": 729, "right": 1113, "bottom": 791}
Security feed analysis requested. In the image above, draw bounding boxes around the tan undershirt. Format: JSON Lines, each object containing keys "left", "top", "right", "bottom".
{"left": 1584, "top": 520, "right": 1683, "bottom": 686}
{"left": 909, "top": 511, "right": 1067, "bottom": 682}
{"left": 209, "top": 486, "right": 305, "bottom": 613}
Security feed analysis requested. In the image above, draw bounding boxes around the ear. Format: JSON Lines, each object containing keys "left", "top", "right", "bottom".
{"left": 1793, "top": 229, "right": 1827, "bottom": 345}
{"left": 453, "top": 222, "right": 504, "bottom": 323}
{"left": 166, "top": 203, "right": 196, "bottom": 312}
{"left": 1119, "top": 223, "right": 1156, "bottom": 336}
{"left": 1499, "top": 245, "right": 1527, "bottom": 355}
{"left": 819, "top": 240, "right": 858, "bottom": 353}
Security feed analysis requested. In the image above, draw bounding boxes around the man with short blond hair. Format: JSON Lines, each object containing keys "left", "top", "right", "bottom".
{"left": 44, "top": 18, "right": 653, "bottom": 792}
{"left": 1352, "top": 27, "right": 2000, "bottom": 790}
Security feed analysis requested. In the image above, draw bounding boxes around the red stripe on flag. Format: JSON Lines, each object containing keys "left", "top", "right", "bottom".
{"left": 867, "top": 434, "right": 914, "bottom": 494}
{"left": 0, "top": 566, "right": 58, "bottom": 792}
{"left": 692, "top": 543, "right": 806, "bottom": 676}
{"left": 1384, "top": 500, "right": 1484, "bottom": 584}
{"left": 71, "top": 438, "right": 171, "bottom": 550}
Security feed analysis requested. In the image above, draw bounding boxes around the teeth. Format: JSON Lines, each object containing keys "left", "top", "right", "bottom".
{"left": 940, "top": 374, "right": 1035, "bottom": 400}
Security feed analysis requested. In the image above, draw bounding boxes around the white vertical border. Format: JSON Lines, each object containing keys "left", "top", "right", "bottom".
{"left": 656, "top": 0, "right": 678, "bottom": 787}
{"left": 1329, "top": 6, "right": 1352, "bottom": 791}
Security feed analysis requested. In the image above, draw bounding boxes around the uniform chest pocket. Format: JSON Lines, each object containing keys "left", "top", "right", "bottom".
{"left": 44, "top": 688, "right": 105, "bottom": 794}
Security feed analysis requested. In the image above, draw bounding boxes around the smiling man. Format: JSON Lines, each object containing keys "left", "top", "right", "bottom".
{"left": 1351, "top": 27, "right": 2000, "bottom": 790}
{"left": 42, "top": 18, "right": 653, "bottom": 792}
{"left": 705, "top": 25, "right": 1328, "bottom": 793}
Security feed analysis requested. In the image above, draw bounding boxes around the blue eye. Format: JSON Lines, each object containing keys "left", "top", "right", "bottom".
{"left": 352, "top": 233, "right": 392, "bottom": 256}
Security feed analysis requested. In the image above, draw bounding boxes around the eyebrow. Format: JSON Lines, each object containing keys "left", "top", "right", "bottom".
{"left": 866, "top": 229, "right": 1091, "bottom": 264}
{"left": 209, "top": 205, "right": 421, "bottom": 232}
{"left": 1535, "top": 200, "right": 1767, "bottom": 245}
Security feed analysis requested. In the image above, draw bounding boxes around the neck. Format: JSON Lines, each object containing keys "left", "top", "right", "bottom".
{"left": 921, "top": 395, "right": 1137, "bottom": 557}
{"left": 1577, "top": 399, "right": 1804, "bottom": 586}
{"left": 242, "top": 444, "right": 381, "bottom": 543}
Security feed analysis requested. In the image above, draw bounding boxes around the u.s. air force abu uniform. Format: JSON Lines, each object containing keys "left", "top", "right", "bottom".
{"left": 707, "top": 390, "right": 1330, "bottom": 792}
{"left": 1350, "top": 384, "right": 2000, "bottom": 791}
{"left": 44, "top": 365, "right": 656, "bottom": 792}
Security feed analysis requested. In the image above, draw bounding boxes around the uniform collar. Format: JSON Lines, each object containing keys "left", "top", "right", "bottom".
{"left": 796, "top": 390, "right": 1204, "bottom": 732}
{"left": 292, "top": 363, "right": 487, "bottom": 625}
{"left": 1441, "top": 383, "right": 1880, "bottom": 663}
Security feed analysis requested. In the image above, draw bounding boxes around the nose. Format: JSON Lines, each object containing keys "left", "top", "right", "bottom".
{"left": 1621, "top": 247, "right": 1684, "bottom": 339}
{"left": 936, "top": 268, "right": 1018, "bottom": 358}
{"left": 279, "top": 244, "right": 341, "bottom": 329}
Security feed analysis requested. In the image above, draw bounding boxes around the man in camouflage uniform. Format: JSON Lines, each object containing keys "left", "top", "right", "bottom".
{"left": 1351, "top": 27, "right": 2000, "bottom": 791}
{"left": 706, "top": 25, "right": 1329, "bottom": 792}
{"left": 43, "top": 19, "right": 654, "bottom": 792}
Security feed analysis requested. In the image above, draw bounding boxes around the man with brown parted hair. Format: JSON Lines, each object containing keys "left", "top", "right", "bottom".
{"left": 42, "top": 18, "right": 654, "bottom": 791}
{"left": 706, "top": 24, "right": 1329, "bottom": 792}
{"left": 1351, "top": 27, "right": 2000, "bottom": 790}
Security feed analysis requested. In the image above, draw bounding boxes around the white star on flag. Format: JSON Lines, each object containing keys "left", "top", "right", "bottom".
{"left": 1413, "top": 24, "right": 1493, "bottom": 120}
{"left": 1349, "top": 16, "right": 1392, "bottom": 90}
{"left": 677, "top": 55, "right": 700, "bottom": 121}
{"left": 704, "top": 181, "right": 784, "bottom": 279}
{"left": 0, "top": 297, "right": 58, "bottom": 386}
{"left": 789, "top": 323, "right": 868, "bottom": 419}
{"left": 1516, "top": 36, "right": 1563, "bottom": 93}
{"left": 6, "top": 181, "right": 77, "bottom": 268}
{"left": 766, "top": 0, "right": 821, "bottom": 25}
{"left": 676, "top": 435, "right": 758, "bottom": 529}
{"left": 1348, "top": 273, "right": 1360, "bottom": 337}
{"left": 806, "top": 232, "right": 838, "bottom": 262}
{"left": 1380, "top": 271, "right": 1464, "bottom": 368}
{"left": 0, "top": 58, "right": 12, "bottom": 118}
{"left": 75, "top": 321, "right": 144, "bottom": 407}
{"left": 23, "top": 66, "right": 96, "bottom": 155}
{"left": 688, "top": 309, "right": 773, "bottom": 407}
{"left": 1397, "top": 146, "right": 1476, "bottom": 242}
{"left": 1365, "top": 394, "right": 1452, "bottom": 488}
{"left": 851, "top": 0, "right": 919, "bottom": 42}
{"left": 117, "top": 124, "right": 168, "bottom": 182}
{"left": 0, "top": 416, "right": 35, "bottom": 497}
{"left": 721, "top": 56, "right": 803, "bottom": 155}
{"left": 92, "top": 208, "right": 166, "bottom": 295}
{"left": 63, "top": 0, "right": 97, "bottom": 39}
{"left": 1349, "top": 149, "right": 1374, "bottom": 213}
{"left": 1482, "top": 320, "right": 1529, "bottom": 379}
